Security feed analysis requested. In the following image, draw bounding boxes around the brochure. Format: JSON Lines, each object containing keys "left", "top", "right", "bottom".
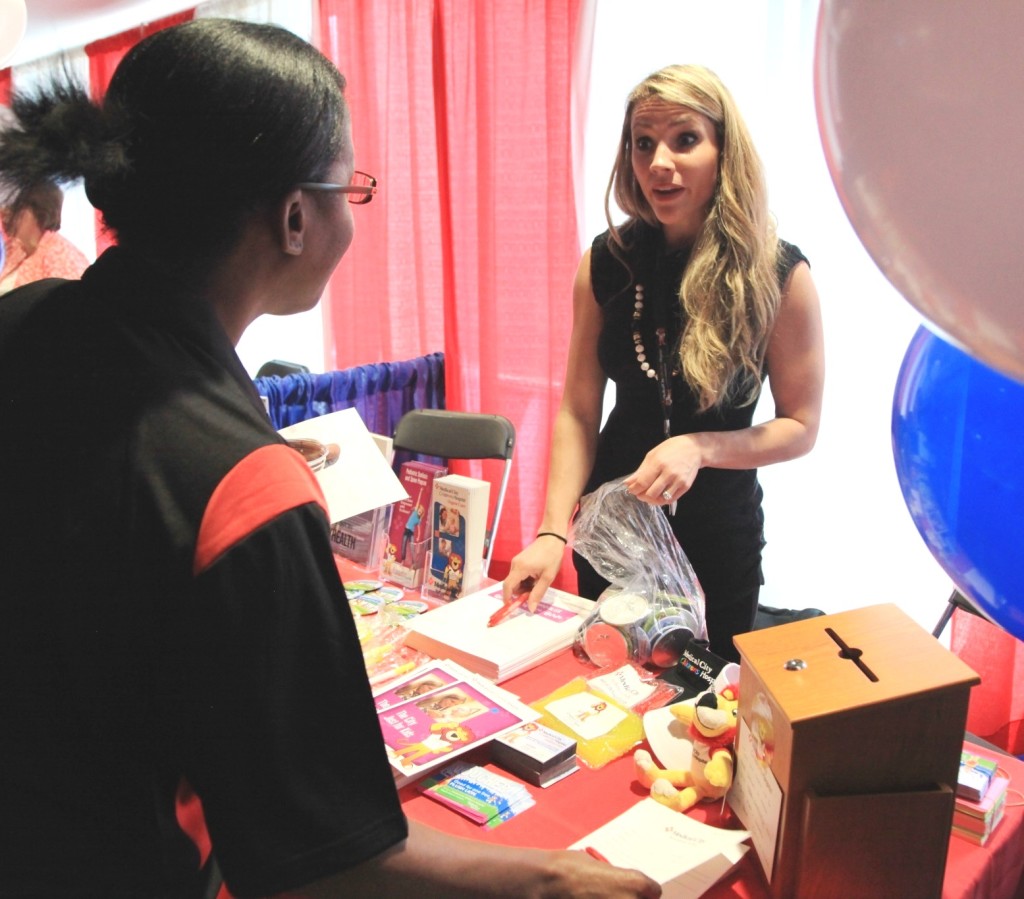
{"left": 374, "top": 659, "right": 540, "bottom": 787}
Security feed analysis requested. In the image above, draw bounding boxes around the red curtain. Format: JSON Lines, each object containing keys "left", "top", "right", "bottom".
{"left": 952, "top": 612, "right": 1024, "bottom": 755}
{"left": 319, "top": 0, "right": 590, "bottom": 583}
{"left": 84, "top": 9, "right": 196, "bottom": 255}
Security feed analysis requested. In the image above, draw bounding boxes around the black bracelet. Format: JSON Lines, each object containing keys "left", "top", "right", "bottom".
{"left": 536, "top": 531, "right": 568, "bottom": 545}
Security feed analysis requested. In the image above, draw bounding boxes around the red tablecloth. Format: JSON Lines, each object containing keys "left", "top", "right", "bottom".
{"left": 338, "top": 558, "right": 1024, "bottom": 898}
{"left": 401, "top": 650, "right": 1024, "bottom": 899}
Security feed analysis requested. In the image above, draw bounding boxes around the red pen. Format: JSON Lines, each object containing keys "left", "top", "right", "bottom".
{"left": 584, "top": 846, "right": 610, "bottom": 863}
{"left": 487, "top": 593, "right": 528, "bottom": 628}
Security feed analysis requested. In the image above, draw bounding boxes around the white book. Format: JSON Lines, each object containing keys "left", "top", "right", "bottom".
{"left": 424, "top": 474, "right": 489, "bottom": 600}
{"left": 403, "top": 583, "right": 591, "bottom": 682}
{"left": 568, "top": 798, "right": 751, "bottom": 898}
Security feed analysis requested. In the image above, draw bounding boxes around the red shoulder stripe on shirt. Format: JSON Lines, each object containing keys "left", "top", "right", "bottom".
{"left": 194, "top": 443, "right": 327, "bottom": 576}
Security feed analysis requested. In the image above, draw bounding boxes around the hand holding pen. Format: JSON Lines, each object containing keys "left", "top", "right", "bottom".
{"left": 487, "top": 592, "right": 529, "bottom": 627}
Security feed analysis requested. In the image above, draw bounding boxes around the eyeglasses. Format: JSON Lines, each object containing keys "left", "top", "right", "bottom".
{"left": 297, "top": 170, "right": 377, "bottom": 205}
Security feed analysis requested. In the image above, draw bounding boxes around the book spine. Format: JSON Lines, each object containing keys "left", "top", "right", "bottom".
{"left": 952, "top": 799, "right": 1006, "bottom": 836}
{"left": 952, "top": 811, "right": 993, "bottom": 835}
{"left": 951, "top": 823, "right": 993, "bottom": 846}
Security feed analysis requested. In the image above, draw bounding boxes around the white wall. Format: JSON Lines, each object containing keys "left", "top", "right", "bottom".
{"left": 7, "top": 0, "right": 325, "bottom": 378}
{"left": 583, "top": 0, "right": 953, "bottom": 635}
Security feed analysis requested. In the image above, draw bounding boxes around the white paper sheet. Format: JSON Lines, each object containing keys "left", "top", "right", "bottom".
{"left": 726, "top": 716, "right": 783, "bottom": 882}
{"left": 279, "top": 408, "right": 407, "bottom": 521}
{"left": 569, "top": 798, "right": 750, "bottom": 898}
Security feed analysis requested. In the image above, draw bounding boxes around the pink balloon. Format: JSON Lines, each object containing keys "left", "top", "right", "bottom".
{"left": 815, "top": 1, "right": 1024, "bottom": 382}
{"left": 0, "top": 0, "right": 26, "bottom": 67}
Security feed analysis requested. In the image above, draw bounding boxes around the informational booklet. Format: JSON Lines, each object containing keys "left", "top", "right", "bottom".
{"left": 373, "top": 659, "right": 540, "bottom": 787}
{"left": 568, "top": 798, "right": 751, "bottom": 899}
{"left": 329, "top": 433, "right": 395, "bottom": 566}
{"left": 380, "top": 461, "right": 448, "bottom": 588}
{"left": 418, "top": 760, "right": 536, "bottom": 827}
{"left": 402, "top": 584, "right": 592, "bottom": 682}
{"left": 423, "top": 474, "right": 489, "bottom": 600}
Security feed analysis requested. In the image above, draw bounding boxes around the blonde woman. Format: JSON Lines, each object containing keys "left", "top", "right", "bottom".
{"left": 505, "top": 64, "right": 824, "bottom": 662}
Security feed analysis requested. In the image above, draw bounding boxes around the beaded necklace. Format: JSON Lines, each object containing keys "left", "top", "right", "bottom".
{"left": 631, "top": 281, "right": 675, "bottom": 442}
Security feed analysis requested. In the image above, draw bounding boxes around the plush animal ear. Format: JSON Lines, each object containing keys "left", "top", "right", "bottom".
{"left": 696, "top": 689, "right": 719, "bottom": 709}
{"left": 669, "top": 702, "right": 697, "bottom": 725}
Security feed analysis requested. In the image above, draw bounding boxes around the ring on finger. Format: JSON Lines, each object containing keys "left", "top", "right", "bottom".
{"left": 661, "top": 489, "right": 673, "bottom": 502}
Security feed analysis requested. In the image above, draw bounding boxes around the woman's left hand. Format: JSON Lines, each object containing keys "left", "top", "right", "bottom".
{"left": 624, "top": 434, "right": 703, "bottom": 506}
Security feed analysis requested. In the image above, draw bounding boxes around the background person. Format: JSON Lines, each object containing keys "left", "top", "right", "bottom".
{"left": 0, "top": 179, "right": 88, "bottom": 293}
{"left": 0, "top": 19, "right": 659, "bottom": 899}
{"left": 503, "top": 64, "right": 824, "bottom": 662}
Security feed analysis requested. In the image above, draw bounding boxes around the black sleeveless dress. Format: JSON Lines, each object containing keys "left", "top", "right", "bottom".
{"left": 574, "top": 221, "right": 808, "bottom": 661}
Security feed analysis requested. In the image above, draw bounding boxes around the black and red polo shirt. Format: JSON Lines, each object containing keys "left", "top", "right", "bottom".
{"left": 0, "top": 248, "right": 407, "bottom": 898}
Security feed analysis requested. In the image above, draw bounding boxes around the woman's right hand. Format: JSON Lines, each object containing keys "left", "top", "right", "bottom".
{"left": 502, "top": 535, "right": 568, "bottom": 611}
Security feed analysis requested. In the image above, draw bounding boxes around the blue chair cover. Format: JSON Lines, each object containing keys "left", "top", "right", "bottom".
{"left": 255, "top": 352, "right": 445, "bottom": 437}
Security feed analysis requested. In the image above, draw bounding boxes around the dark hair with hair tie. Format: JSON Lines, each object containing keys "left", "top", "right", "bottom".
{"left": 0, "top": 18, "right": 348, "bottom": 271}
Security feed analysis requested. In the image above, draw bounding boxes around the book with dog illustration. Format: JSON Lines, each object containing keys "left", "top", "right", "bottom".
{"left": 424, "top": 474, "right": 489, "bottom": 600}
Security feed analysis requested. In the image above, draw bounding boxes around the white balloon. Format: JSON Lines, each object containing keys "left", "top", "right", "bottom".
{"left": 815, "top": 0, "right": 1024, "bottom": 382}
{"left": 0, "top": 0, "right": 27, "bottom": 67}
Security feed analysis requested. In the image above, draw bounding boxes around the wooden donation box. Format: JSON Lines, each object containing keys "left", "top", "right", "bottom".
{"left": 731, "top": 603, "right": 980, "bottom": 899}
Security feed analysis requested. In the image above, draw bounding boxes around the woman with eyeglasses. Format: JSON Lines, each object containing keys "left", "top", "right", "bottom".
{"left": 0, "top": 18, "right": 658, "bottom": 899}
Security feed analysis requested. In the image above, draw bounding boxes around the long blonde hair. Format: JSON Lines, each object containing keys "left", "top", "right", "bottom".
{"left": 606, "top": 64, "right": 780, "bottom": 412}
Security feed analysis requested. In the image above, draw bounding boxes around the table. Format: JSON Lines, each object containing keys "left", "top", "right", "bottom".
{"left": 397, "top": 640, "right": 1024, "bottom": 899}
{"left": 339, "top": 559, "right": 1024, "bottom": 898}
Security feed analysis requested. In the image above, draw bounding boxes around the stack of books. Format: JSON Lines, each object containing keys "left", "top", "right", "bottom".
{"left": 402, "top": 584, "right": 591, "bottom": 682}
{"left": 956, "top": 749, "right": 999, "bottom": 801}
{"left": 491, "top": 721, "right": 579, "bottom": 787}
{"left": 953, "top": 750, "right": 1010, "bottom": 846}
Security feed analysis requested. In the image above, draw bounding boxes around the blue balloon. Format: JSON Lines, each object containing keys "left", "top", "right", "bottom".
{"left": 893, "top": 326, "right": 1024, "bottom": 641}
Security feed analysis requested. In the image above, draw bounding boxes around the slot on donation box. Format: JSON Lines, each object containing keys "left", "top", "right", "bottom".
{"left": 731, "top": 603, "right": 979, "bottom": 899}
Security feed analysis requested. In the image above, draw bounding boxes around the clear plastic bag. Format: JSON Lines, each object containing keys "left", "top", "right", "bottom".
{"left": 572, "top": 478, "right": 707, "bottom": 669}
